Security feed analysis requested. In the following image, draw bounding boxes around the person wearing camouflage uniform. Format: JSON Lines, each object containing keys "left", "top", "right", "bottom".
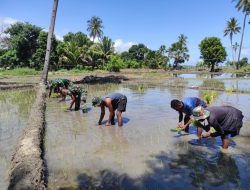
{"left": 48, "top": 78, "right": 72, "bottom": 101}
{"left": 67, "top": 85, "right": 87, "bottom": 111}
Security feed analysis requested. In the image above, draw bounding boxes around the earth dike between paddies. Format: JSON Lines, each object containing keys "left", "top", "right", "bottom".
{"left": 8, "top": 83, "right": 47, "bottom": 190}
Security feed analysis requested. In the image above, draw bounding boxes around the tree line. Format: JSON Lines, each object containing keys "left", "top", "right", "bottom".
{"left": 0, "top": 0, "right": 249, "bottom": 72}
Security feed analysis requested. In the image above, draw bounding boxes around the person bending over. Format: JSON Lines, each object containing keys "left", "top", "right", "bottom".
{"left": 92, "top": 93, "right": 127, "bottom": 127}
{"left": 170, "top": 97, "right": 207, "bottom": 135}
{"left": 192, "top": 105, "right": 244, "bottom": 149}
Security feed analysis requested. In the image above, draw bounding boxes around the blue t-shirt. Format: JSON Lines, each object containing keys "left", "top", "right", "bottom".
{"left": 182, "top": 97, "right": 207, "bottom": 116}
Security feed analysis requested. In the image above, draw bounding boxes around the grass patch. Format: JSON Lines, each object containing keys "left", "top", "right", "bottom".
{"left": 49, "top": 69, "right": 109, "bottom": 75}
{"left": 0, "top": 68, "right": 41, "bottom": 76}
{"left": 142, "top": 72, "right": 167, "bottom": 78}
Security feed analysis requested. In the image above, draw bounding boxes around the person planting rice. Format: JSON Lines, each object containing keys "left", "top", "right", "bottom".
{"left": 48, "top": 78, "right": 72, "bottom": 101}
{"left": 92, "top": 93, "right": 127, "bottom": 127}
{"left": 170, "top": 97, "right": 207, "bottom": 136}
{"left": 61, "top": 85, "right": 87, "bottom": 111}
{"left": 192, "top": 105, "right": 244, "bottom": 149}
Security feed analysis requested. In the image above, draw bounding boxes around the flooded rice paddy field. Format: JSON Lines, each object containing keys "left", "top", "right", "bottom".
{"left": 45, "top": 81, "right": 250, "bottom": 190}
{"left": 170, "top": 73, "right": 250, "bottom": 92}
{"left": 0, "top": 89, "right": 36, "bottom": 189}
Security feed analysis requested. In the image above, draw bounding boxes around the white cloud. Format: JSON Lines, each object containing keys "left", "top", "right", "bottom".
{"left": 0, "top": 17, "right": 18, "bottom": 40}
{"left": 55, "top": 34, "right": 63, "bottom": 41}
{"left": 241, "top": 46, "right": 250, "bottom": 58}
{"left": 0, "top": 17, "right": 18, "bottom": 27}
{"left": 114, "top": 39, "right": 136, "bottom": 53}
{"left": 42, "top": 29, "right": 64, "bottom": 41}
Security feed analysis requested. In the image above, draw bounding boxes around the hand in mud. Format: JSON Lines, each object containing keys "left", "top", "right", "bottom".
{"left": 178, "top": 122, "right": 184, "bottom": 128}
{"left": 105, "top": 122, "right": 111, "bottom": 126}
{"left": 201, "top": 132, "right": 211, "bottom": 138}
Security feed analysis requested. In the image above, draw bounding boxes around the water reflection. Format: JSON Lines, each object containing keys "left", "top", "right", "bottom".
{"left": 169, "top": 147, "right": 241, "bottom": 189}
{"left": 46, "top": 82, "right": 250, "bottom": 189}
{"left": 0, "top": 89, "right": 36, "bottom": 190}
{"left": 172, "top": 73, "right": 250, "bottom": 79}
{"left": 73, "top": 149, "right": 243, "bottom": 190}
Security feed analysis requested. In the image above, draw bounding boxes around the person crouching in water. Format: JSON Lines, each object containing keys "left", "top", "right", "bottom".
{"left": 48, "top": 78, "right": 72, "bottom": 101}
{"left": 60, "top": 85, "right": 87, "bottom": 111}
{"left": 170, "top": 97, "right": 207, "bottom": 136}
{"left": 92, "top": 93, "right": 127, "bottom": 126}
{"left": 192, "top": 105, "right": 244, "bottom": 149}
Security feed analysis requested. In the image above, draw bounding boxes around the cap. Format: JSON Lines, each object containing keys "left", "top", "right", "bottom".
{"left": 191, "top": 106, "right": 210, "bottom": 120}
{"left": 92, "top": 96, "right": 101, "bottom": 107}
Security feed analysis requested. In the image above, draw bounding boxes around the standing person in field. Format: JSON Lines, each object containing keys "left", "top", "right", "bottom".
{"left": 48, "top": 78, "right": 71, "bottom": 101}
{"left": 192, "top": 105, "right": 244, "bottom": 149}
{"left": 170, "top": 97, "right": 207, "bottom": 135}
{"left": 60, "top": 85, "right": 87, "bottom": 111}
{"left": 92, "top": 93, "right": 127, "bottom": 126}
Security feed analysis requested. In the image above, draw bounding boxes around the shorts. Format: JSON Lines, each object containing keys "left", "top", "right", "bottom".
{"left": 117, "top": 96, "right": 127, "bottom": 112}
{"left": 222, "top": 131, "right": 238, "bottom": 139}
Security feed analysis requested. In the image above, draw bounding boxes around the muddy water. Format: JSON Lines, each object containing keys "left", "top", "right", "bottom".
{"left": 0, "top": 89, "right": 36, "bottom": 189}
{"left": 45, "top": 82, "right": 250, "bottom": 189}
{"left": 171, "top": 73, "right": 250, "bottom": 91}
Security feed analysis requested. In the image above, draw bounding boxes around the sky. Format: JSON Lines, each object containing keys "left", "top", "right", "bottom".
{"left": 0, "top": 0, "right": 250, "bottom": 65}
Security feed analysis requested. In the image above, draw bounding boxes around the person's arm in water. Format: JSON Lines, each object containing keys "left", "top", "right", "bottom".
{"left": 58, "top": 87, "right": 66, "bottom": 102}
{"left": 202, "top": 118, "right": 224, "bottom": 138}
{"left": 194, "top": 121, "right": 207, "bottom": 138}
{"left": 98, "top": 103, "right": 105, "bottom": 125}
{"left": 69, "top": 94, "right": 76, "bottom": 110}
{"left": 178, "top": 111, "right": 184, "bottom": 127}
{"left": 202, "top": 119, "right": 224, "bottom": 138}
{"left": 49, "top": 86, "right": 53, "bottom": 98}
{"left": 181, "top": 118, "right": 192, "bottom": 129}
{"left": 104, "top": 98, "right": 114, "bottom": 126}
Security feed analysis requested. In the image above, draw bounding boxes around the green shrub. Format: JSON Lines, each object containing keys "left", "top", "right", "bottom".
{"left": 125, "top": 60, "right": 141, "bottom": 68}
{"left": 105, "top": 55, "right": 124, "bottom": 72}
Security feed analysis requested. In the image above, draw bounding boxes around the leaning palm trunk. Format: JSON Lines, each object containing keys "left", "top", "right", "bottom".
{"left": 230, "top": 37, "right": 235, "bottom": 68}
{"left": 41, "top": 0, "right": 59, "bottom": 84}
{"left": 237, "top": 12, "right": 247, "bottom": 69}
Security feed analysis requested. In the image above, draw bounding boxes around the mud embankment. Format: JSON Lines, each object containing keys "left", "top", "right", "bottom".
{"left": 8, "top": 83, "right": 47, "bottom": 190}
{"left": 0, "top": 82, "right": 34, "bottom": 90}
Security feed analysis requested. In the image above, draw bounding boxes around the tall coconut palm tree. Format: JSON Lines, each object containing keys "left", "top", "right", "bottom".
{"left": 232, "top": 42, "right": 239, "bottom": 64}
{"left": 234, "top": 0, "right": 250, "bottom": 69}
{"left": 87, "top": 16, "right": 104, "bottom": 42}
{"left": 60, "top": 41, "right": 85, "bottom": 68}
{"left": 224, "top": 17, "right": 241, "bottom": 68}
{"left": 41, "top": 0, "right": 59, "bottom": 84}
{"left": 91, "top": 36, "right": 114, "bottom": 67}
{"left": 158, "top": 45, "right": 166, "bottom": 55}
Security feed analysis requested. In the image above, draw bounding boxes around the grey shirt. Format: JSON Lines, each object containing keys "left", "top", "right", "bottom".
{"left": 206, "top": 106, "right": 243, "bottom": 134}
{"left": 102, "top": 93, "right": 125, "bottom": 109}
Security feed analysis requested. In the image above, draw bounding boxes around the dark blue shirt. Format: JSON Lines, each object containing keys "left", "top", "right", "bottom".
{"left": 182, "top": 97, "right": 207, "bottom": 116}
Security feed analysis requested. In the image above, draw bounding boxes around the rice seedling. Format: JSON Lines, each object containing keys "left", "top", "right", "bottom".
{"left": 50, "top": 92, "right": 61, "bottom": 98}
{"left": 202, "top": 90, "right": 217, "bottom": 104}
{"left": 225, "top": 87, "right": 234, "bottom": 93}
{"left": 137, "top": 83, "right": 145, "bottom": 93}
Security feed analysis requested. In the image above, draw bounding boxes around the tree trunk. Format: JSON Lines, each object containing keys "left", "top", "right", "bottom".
{"left": 230, "top": 37, "right": 235, "bottom": 69}
{"left": 41, "top": 0, "right": 59, "bottom": 84}
{"left": 210, "top": 63, "right": 215, "bottom": 72}
{"left": 237, "top": 12, "right": 247, "bottom": 70}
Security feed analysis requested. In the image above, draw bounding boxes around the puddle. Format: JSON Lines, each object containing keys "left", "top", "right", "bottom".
{"left": 45, "top": 81, "right": 250, "bottom": 189}
{"left": 0, "top": 89, "right": 36, "bottom": 189}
